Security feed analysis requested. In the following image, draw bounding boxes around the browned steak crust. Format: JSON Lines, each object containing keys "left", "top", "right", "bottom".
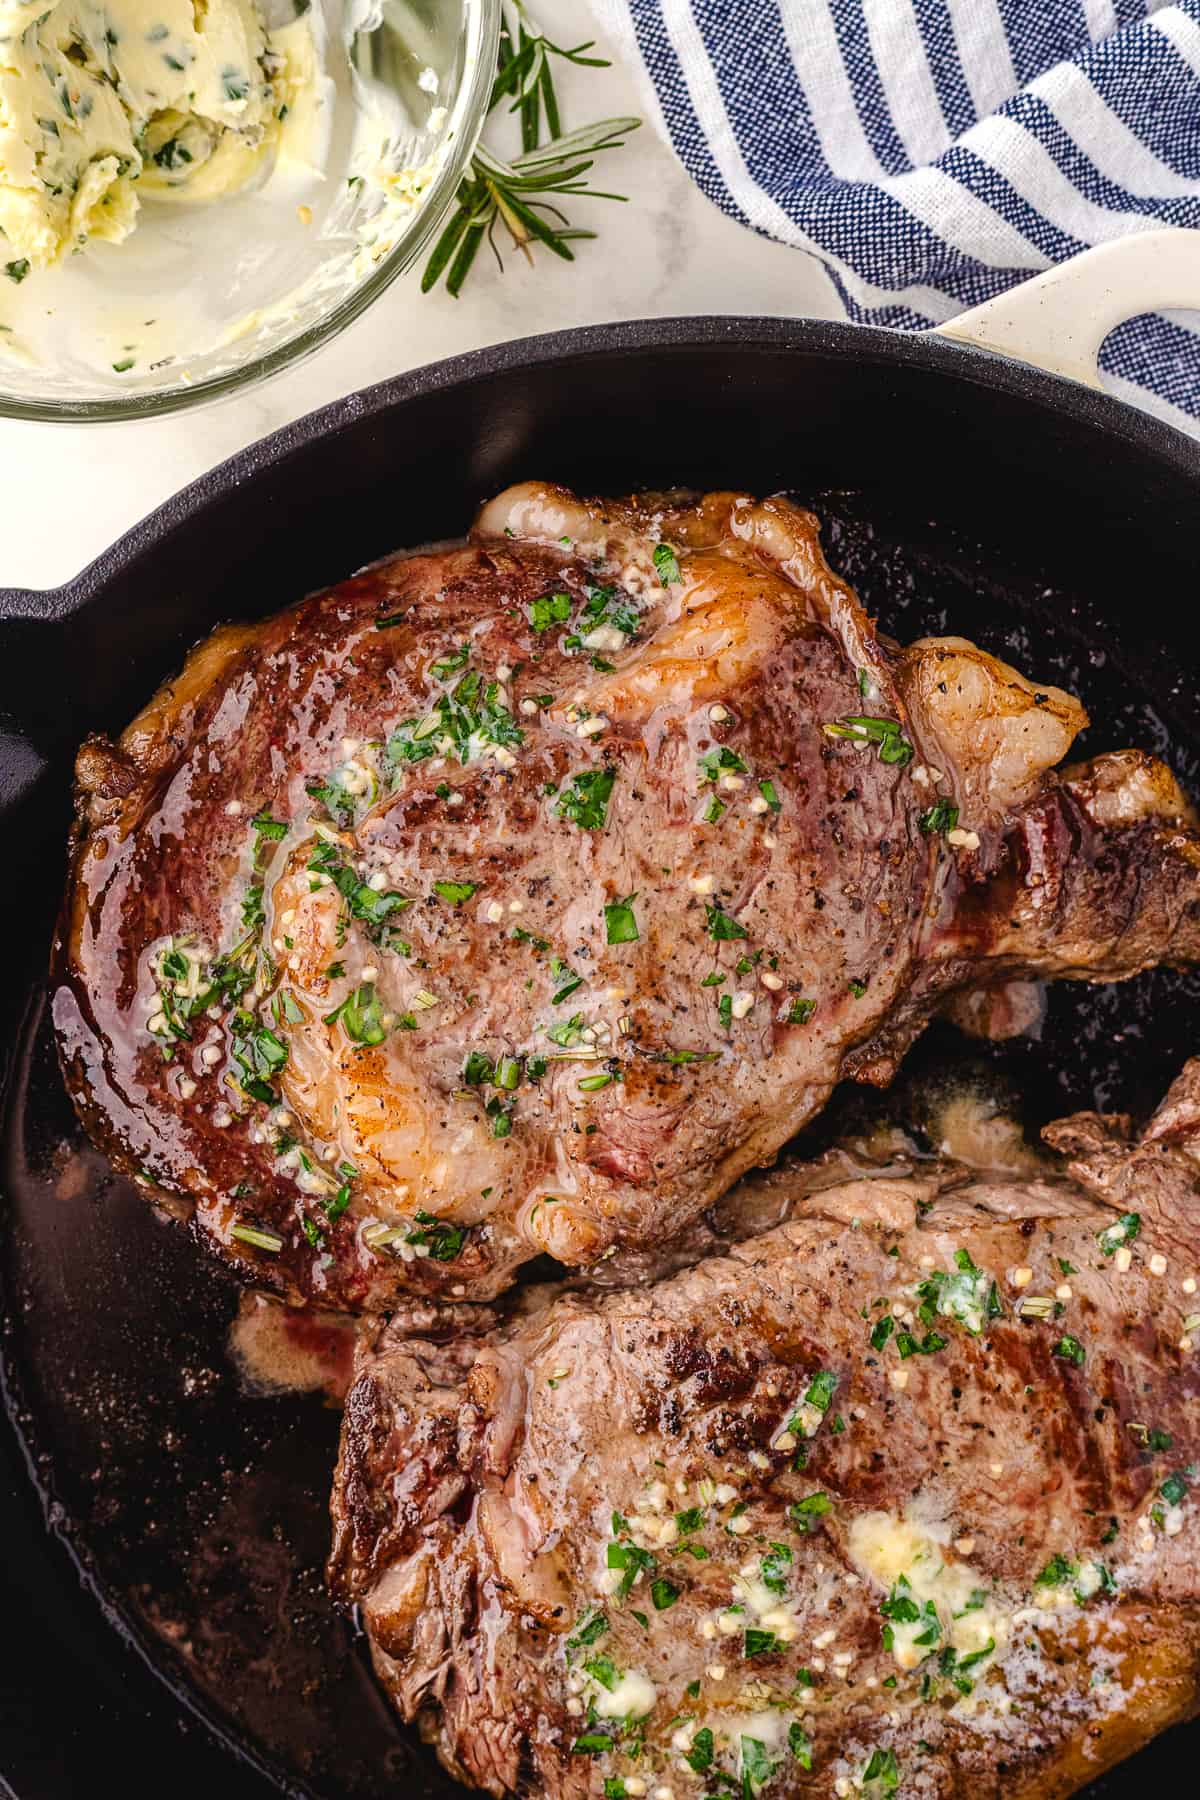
{"left": 54, "top": 483, "right": 1200, "bottom": 1310}
{"left": 329, "top": 1064, "right": 1200, "bottom": 1800}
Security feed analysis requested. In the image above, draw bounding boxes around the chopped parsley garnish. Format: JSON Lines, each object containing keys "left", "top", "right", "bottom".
{"left": 758, "top": 779, "right": 782, "bottom": 812}
{"left": 915, "top": 1250, "right": 1002, "bottom": 1338}
{"left": 896, "top": 1329, "right": 948, "bottom": 1358}
{"left": 583, "top": 1654, "right": 618, "bottom": 1690}
{"left": 251, "top": 809, "right": 287, "bottom": 841}
{"left": 430, "top": 643, "right": 471, "bottom": 680}
{"left": 939, "top": 1638, "right": 995, "bottom": 1693}
{"left": 606, "top": 1532, "right": 655, "bottom": 1601}
{"left": 805, "top": 1369, "right": 837, "bottom": 1412}
{"left": 571, "top": 1733, "right": 612, "bottom": 1755}
{"left": 788, "top": 1492, "right": 832, "bottom": 1531}
{"left": 741, "top": 1734, "right": 777, "bottom": 1796}
{"left": 880, "top": 1576, "right": 940, "bottom": 1654}
{"left": 705, "top": 902, "right": 747, "bottom": 941}
{"left": 918, "top": 798, "right": 959, "bottom": 835}
{"left": 653, "top": 542, "right": 681, "bottom": 585}
{"left": 1161, "top": 1471, "right": 1190, "bottom": 1505}
{"left": 229, "top": 1012, "right": 289, "bottom": 1103}
{"left": 650, "top": 1576, "right": 679, "bottom": 1611}
{"left": 824, "top": 714, "right": 913, "bottom": 766}
{"left": 605, "top": 894, "right": 640, "bottom": 944}
{"left": 743, "top": 1628, "right": 777, "bottom": 1658}
{"left": 241, "top": 885, "right": 265, "bottom": 932}
{"left": 529, "top": 591, "right": 572, "bottom": 632}
{"left": 554, "top": 767, "right": 615, "bottom": 829}
{"left": 860, "top": 1748, "right": 900, "bottom": 1795}
{"left": 1098, "top": 1212, "right": 1140, "bottom": 1255}
{"left": 1053, "top": 1334, "right": 1086, "bottom": 1368}
{"left": 4, "top": 259, "right": 30, "bottom": 284}
{"left": 374, "top": 610, "right": 406, "bottom": 629}
{"left": 308, "top": 841, "right": 412, "bottom": 943}
{"left": 699, "top": 745, "right": 747, "bottom": 783}
{"left": 306, "top": 769, "right": 363, "bottom": 827}
{"left": 760, "top": 1544, "right": 792, "bottom": 1594}
{"left": 788, "top": 1723, "right": 812, "bottom": 1771}
{"left": 549, "top": 957, "right": 584, "bottom": 1003}
{"left": 568, "top": 1611, "right": 609, "bottom": 1648}
{"left": 387, "top": 666, "right": 523, "bottom": 768}
{"left": 323, "top": 983, "right": 386, "bottom": 1046}
{"left": 686, "top": 1728, "right": 714, "bottom": 1773}
{"left": 433, "top": 879, "right": 478, "bottom": 905}
{"left": 870, "top": 1315, "right": 895, "bottom": 1351}
{"left": 406, "top": 1211, "right": 466, "bottom": 1261}
{"left": 785, "top": 996, "right": 816, "bottom": 1025}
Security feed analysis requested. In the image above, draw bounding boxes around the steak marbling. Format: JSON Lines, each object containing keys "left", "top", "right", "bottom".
{"left": 54, "top": 484, "right": 1200, "bottom": 1309}
{"left": 329, "top": 1065, "right": 1200, "bottom": 1800}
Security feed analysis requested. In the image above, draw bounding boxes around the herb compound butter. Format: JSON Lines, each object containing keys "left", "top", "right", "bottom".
{"left": 0, "top": 0, "right": 288, "bottom": 270}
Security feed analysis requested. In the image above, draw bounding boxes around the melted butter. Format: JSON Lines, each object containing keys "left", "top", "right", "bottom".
{"left": 930, "top": 1089, "right": 1044, "bottom": 1176}
{"left": 591, "top": 1668, "right": 657, "bottom": 1720}
{"left": 849, "top": 1508, "right": 1009, "bottom": 1679}
{"left": 228, "top": 1290, "right": 355, "bottom": 1402}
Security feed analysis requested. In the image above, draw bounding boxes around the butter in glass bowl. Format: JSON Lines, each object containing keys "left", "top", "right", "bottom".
{"left": 0, "top": 0, "right": 498, "bottom": 419}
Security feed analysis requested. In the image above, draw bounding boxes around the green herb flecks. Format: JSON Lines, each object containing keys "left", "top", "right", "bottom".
{"left": 1098, "top": 1212, "right": 1140, "bottom": 1255}
{"left": 387, "top": 661, "right": 524, "bottom": 769}
{"left": 705, "top": 901, "right": 747, "bottom": 941}
{"left": 918, "top": 798, "right": 959, "bottom": 835}
{"left": 915, "top": 1248, "right": 1002, "bottom": 1339}
{"left": 307, "top": 841, "right": 412, "bottom": 948}
{"left": 406, "top": 1210, "right": 466, "bottom": 1261}
{"left": 605, "top": 893, "right": 639, "bottom": 944}
{"left": 652, "top": 542, "right": 681, "bottom": 585}
{"left": 823, "top": 714, "right": 913, "bottom": 766}
{"left": 554, "top": 766, "right": 615, "bottom": 828}
{"left": 323, "top": 983, "right": 387, "bottom": 1047}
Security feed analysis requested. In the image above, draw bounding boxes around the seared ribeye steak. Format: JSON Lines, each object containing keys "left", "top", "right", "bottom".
{"left": 54, "top": 484, "right": 1200, "bottom": 1309}
{"left": 329, "top": 1064, "right": 1200, "bottom": 1800}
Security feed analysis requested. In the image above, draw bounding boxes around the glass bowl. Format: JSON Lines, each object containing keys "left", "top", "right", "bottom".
{"left": 0, "top": 0, "right": 499, "bottom": 422}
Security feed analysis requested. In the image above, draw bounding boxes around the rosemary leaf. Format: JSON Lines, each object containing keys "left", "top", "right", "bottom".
{"left": 422, "top": 0, "right": 639, "bottom": 298}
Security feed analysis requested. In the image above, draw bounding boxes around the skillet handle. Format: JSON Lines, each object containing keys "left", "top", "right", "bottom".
{"left": 933, "top": 227, "right": 1200, "bottom": 388}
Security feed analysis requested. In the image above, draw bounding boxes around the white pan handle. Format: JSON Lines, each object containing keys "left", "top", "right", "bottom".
{"left": 933, "top": 227, "right": 1200, "bottom": 388}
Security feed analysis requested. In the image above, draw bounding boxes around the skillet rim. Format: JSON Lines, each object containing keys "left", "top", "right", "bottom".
{"left": 3, "top": 312, "right": 1198, "bottom": 619}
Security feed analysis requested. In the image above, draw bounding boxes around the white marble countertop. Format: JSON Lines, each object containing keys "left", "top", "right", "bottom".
{"left": 0, "top": 0, "right": 839, "bottom": 595}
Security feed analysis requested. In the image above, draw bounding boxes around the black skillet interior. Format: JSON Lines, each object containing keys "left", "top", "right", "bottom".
{"left": 3, "top": 319, "right": 1200, "bottom": 1797}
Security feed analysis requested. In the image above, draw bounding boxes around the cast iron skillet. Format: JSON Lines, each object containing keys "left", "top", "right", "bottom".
{"left": 3, "top": 314, "right": 1200, "bottom": 1799}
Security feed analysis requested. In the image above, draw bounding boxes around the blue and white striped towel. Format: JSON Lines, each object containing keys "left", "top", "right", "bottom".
{"left": 591, "top": 0, "right": 1200, "bottom": 432}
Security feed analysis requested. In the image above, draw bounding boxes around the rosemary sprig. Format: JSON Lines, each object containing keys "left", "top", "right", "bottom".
{"left": 422, "top": 1, "right": 639, "bottom": 297}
